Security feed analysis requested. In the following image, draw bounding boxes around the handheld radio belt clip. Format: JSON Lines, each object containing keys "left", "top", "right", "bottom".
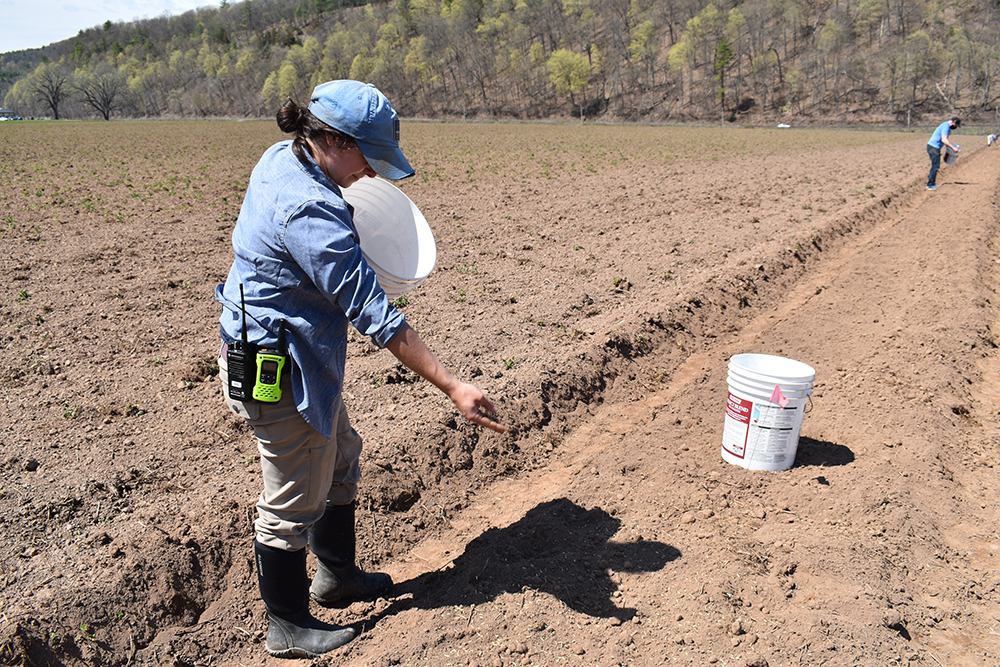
{"left": 226, "top": 284, "right": 287, "bottom": 404}
{"left": 252, "top": 321, "right": 286, "bottom": 403}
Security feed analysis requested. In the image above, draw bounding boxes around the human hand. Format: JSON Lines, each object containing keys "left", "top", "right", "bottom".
{"left": 449, "top": 382, "right": 505, "bottom": 433}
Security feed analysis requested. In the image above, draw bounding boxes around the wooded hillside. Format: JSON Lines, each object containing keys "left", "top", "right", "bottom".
{"left": 2, "top": 0, "right": 999, "bottom": 125}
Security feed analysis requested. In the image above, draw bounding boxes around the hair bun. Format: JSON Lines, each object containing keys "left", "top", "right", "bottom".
{"left": 276, "top": 98, "right": 306, "bottom": 134}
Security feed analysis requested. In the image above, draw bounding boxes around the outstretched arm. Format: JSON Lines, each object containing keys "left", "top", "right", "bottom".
{"left": 385, "top": 322, "right": 504, "bottom": 433}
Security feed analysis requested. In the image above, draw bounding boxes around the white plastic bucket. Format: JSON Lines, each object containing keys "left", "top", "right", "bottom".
{"left": 726, "top": 374, "right": 812, "bottom": 400}
{"left": 726, "top": 370, "right": 813, "bottom": 394}
{"left": 342, "top": 177, "right": 437, "bottom": 299}
{"left": 942, "top": 145, "right": 960, "bottom": 165}
{"left": 729, "top": 353, "right": 815, "bottom": 383}
{"left": 722, "top": 354, "right": 815, "bottom": 471}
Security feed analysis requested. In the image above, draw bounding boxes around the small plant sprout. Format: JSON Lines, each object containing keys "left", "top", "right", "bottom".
{"left": 391, "top": 295, "right": 409, "bottom": 308}
{"left": 77, "top": 624, "right": 96, "bottom": 643}
{"left": 17, "top": 289, "right": 29, "bottom": 301}
{"left": 503, "top": 357, "right": 516, "bottom": 369}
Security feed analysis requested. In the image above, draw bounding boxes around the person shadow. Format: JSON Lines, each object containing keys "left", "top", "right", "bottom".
{"left": 361, "top": 497, "right": 680, "bottom": 627}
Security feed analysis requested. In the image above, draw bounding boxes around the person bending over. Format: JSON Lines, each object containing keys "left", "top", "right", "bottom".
{"left": 926, "top": 116, "right": 961, "bottom": 190}
{"left": 216, "top": 79, "right": 504, "bottom": 659}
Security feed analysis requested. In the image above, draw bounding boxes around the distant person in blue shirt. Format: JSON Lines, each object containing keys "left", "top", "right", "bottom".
{"left": 926, "top": 117, "right": 961, "bottom": 190}
{"left": 215, "top": 80, "right": 504, "bottom": 659}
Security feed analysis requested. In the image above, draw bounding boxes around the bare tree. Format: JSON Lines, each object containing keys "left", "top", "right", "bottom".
{"left": 27, "top": 63, "right": 72, "bottom": 119}
{"left": 75, "top": 67, "right": 125, "bottom": 120}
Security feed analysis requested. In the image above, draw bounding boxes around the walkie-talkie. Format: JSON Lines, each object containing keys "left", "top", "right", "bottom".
{"left": 252, "top": 320, "right": 286, "bottom": 403}
{"left": 226, "top": 284, "right": 257, "bottom": 401}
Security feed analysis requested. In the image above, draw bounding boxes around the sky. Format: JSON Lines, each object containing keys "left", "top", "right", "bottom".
{"left": 1, "top": 0, "right": 214, "bottom": 54}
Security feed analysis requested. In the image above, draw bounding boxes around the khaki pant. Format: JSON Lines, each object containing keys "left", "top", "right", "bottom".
{"left": 218, "top": 350, "right": 361, "bottom": 551}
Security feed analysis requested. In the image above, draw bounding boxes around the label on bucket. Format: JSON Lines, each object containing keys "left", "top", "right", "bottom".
{"left": 722, "top": 391, "right": 800, "bottom": 460}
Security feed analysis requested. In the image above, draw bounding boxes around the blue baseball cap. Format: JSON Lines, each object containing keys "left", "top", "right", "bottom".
{"left": 308, "top": 80, "right": 415, "bottom": 180}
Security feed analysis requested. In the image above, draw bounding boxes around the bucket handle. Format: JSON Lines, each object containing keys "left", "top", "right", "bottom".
{"left": 804, "top": 395, "right": 814, "bottom": 414}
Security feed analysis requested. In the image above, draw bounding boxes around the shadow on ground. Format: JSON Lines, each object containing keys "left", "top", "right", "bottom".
{"left": 794, "top": 436, "right": 855, "bottom": 467}
{"left": 366, "top": 498, "right": 679, "bottom": 628}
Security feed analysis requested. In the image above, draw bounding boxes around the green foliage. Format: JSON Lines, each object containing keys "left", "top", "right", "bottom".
{"left": 0, "top": 0, "right": 998, "bottom": 122}
{"left": 714, "top": 39, "right": 733, "bottom": 75}
{"left": 546, "top": 49, "right": 590, "bottom": 103}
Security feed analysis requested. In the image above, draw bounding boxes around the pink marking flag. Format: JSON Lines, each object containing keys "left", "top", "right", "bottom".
{"left": 770, "top": 384, "right": 789, "bottom": 408}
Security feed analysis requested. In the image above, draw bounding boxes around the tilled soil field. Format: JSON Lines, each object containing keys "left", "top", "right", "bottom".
{"left": 0, "top": 119, "right": 998, "bottom": 667}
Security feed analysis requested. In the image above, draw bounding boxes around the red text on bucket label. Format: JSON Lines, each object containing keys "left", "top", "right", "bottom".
{"left": 723, "top": 392, "right": 753, "bottom": 458}
{"left": 723, "top": 393, "right": 802, "bottom": 460}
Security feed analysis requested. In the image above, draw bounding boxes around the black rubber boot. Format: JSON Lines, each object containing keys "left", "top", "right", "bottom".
{"left": 308, "top": 502, "right": 393, "bottom": 607}
{"left": 254, "top": 540, "right": 355, "bottom": 658}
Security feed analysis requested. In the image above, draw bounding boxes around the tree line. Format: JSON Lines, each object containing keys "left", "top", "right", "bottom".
{"left": 2, "top": 0, "right": 999, "bottom": 124}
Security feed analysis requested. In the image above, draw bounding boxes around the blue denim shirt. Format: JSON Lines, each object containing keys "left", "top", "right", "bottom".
{"left": 928, "top": 121, "right": 951, "bottom": 149}
{"left": 215, "top": 140, "right": 405, "bottom": 437}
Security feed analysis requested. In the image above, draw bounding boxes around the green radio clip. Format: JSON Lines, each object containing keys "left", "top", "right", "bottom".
{"left": 252, "top": 352, "right": 285, "bottom": 402}
{"left": 252, "top": 320, "right": 287, "bottom": 403}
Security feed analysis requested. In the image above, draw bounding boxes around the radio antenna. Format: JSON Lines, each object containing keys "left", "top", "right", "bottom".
{"left": 239, "top": 283, "right": 249, "bottom": 349}
{"left": 276, "top": 319, "right": 286, "bottom": 352}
